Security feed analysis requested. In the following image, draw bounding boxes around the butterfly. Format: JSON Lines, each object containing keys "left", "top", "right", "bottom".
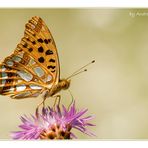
{"left": 0, "top": 16, "right": 95, "bottom": 108}
{"left": 0, "top": 16, "right": 71, "bottom": 103}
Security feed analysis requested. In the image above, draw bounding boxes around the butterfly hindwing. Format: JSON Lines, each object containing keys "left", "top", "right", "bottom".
{"left": 0, "top": 61, "right": 43, "bottom": 98}
{"left": 0, "top": 16, "right": 60, "bottom": 99}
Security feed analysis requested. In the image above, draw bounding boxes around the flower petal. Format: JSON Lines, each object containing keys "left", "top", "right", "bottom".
{"left": 11, "top": 102, "right": 95, "bottom": 140}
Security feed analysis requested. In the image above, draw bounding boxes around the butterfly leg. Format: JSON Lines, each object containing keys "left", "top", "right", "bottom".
{"left": 36, "top": 90, "right": 49, "bottom": 117}
{"left": 36, "top": 97, "right": 47, "bottom": 118}
{"left": 53, "top": 95, "right": 61, "bottom": 110}
{"left": 68, "top": 89, "right": 74, "bottom": 110}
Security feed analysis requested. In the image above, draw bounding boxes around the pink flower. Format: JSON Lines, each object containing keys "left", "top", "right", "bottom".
{"left": 11, "top": 102, "right": 95, "bottom": 140}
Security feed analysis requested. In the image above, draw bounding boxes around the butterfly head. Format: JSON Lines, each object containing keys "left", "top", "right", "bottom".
{"left": 59, "top": 79, "right": 71, "bottom": 90}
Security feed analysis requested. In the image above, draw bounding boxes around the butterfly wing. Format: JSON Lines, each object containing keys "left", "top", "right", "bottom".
{"left": 0, "top": 16, "right": 60, "bottom": 99}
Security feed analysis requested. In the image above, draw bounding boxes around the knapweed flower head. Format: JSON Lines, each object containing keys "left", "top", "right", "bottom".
{"left": 11, "top": 102, "right": 95, "bottom": 140}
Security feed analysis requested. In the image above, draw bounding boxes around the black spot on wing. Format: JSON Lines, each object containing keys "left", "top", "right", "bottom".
{"left": 49, "top": 59, "right": 55, "bottom": 63}
{"left": 38, "top": 57, "right": 45, "bottom": 63}
{"left": 38, "top": 46, "right": 44, "bottom": 53}
{"left": 23, "top": 43, "right": 28, "bottom": 48}
{"left": 44, "top": 39, "right": 48, "bottom": 44}
{"left": 8, "top": 73, "right": 13, "bottom": 77}
{"left": 51, "top": 70, "right": 55, "bottom": 73}
{"left": 7, "top": 79, "right": 12, "bottom": 83}
{"left": 28, "top": 48, "right": 33, "bottom": 52}
{"left": 38, "top": 38, "right": 43, "bottom": 43}
{"left": 3, "top": 86, "right": 10, "bottom": 91}
{"left": 45, "top": 50, "right": 53, "bottom": 55}
{"left": 32, "top": 41, "right": 36, "bottom": 45}
{"left": 48, "top": 39, "right": 51, "bottom": 43}
{"left": 47, "top": 65, "right": 55, "bottom": 69}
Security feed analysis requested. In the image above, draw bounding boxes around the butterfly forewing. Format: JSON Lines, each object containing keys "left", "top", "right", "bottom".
{"left": 0, "top": 16, "right": 60, "bottom": 99}
{"left": 24, "top": 16, "right": 60, "bottom": 85}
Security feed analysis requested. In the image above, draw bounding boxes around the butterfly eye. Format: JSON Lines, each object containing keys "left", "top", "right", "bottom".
{"left": 64, "top": 82, "right": 70, "bottom": 89}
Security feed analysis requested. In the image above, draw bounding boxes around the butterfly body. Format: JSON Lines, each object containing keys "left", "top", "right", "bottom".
{"left": 43, "top": 79, "right": 70, "bottom": 98}
{"left": 0, "top": 16, "right": 70, "bottom": 100}
{"left": 49, "top": 79, "right": 70, "bottom": 96}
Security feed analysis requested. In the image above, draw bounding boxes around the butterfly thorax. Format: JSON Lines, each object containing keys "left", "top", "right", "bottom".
{"left": 48, "top": 79, "right": 71, "bottom": 96}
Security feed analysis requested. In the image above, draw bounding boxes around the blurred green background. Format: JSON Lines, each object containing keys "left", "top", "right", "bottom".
{"left": 0, "top": 9, "right": 148, "bottom": 139}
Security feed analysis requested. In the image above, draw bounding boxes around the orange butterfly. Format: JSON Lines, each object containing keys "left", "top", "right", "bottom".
{"left": 0, "top": 16, "right": 94, "bottom": 107}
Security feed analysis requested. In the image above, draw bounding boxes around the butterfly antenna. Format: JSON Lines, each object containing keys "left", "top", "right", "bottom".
{"left": 68, "top": 69, "right": 87, "bottom": 78}
{"left": 67, "top": 60, "right": 95, "bottom": 79}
